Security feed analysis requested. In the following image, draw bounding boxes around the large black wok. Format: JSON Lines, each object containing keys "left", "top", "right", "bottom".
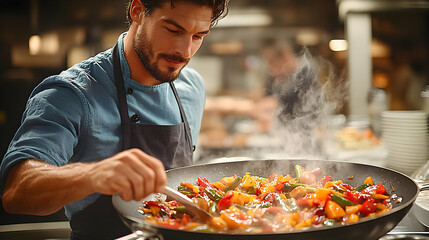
{"left": 113, "top": 159, "right": 424, "bottom": 240}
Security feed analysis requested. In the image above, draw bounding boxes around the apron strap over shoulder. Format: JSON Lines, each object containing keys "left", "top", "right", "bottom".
{"left": 112, "top": 44, "right": 131, "bottom": 150}
{"left": 169, "top": 81, "right": 194, "bottom": 152}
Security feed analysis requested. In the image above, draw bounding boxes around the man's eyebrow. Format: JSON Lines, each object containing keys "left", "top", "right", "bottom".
{"left": 163, "top": 19, "right": 210, "bottom": 35}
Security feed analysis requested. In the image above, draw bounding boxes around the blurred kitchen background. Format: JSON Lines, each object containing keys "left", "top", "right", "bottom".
{"left": 0, "top": 0, "right": 429, "bottom": 230}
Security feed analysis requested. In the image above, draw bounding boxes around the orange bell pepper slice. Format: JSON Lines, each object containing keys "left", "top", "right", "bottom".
{"left": 325, "top": 200, "right": 346, "bottom": 219}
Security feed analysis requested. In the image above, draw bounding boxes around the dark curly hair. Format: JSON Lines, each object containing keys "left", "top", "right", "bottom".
{"left": 126, "top": 0, "right": 229, "bottom": 28}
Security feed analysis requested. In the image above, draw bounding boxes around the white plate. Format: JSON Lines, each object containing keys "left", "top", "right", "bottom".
{"left": 383, "top": 141, "right": 428, "bottom": 150}
{"left": 382, "top": 135, "right": 428, "bottom": 142}
{"left": 387, "top": 154, "right": 427, "bottom": 162}
{"left": 382, "top": 127, "right": 428, "bottom": 133}
{"left": 382, "top": 110, "right": 428, "bottom": 119}
{"left": 386, "top": 146, "right": 428, "bottom": 154}
{"left": 413, "top": 191, "right": 429, "bottom": 227}
{"left": 381, "top": 123, "right": 428, "bottom": 131}
{"left": 387, "top": 153, "right": 428, "bottom": 160}
{"left": 386, "top": 158, "right": 426, "bottom": 169}
{"left": 383, "top": 138, "right": 428, "bottom": 146}
{"left": 385, "top": 162, "right": 422, "bottom": 170}
{"left": 387, "top": 154, "right": 428, "bottom": 162}
{"left": 382, "top": 126, "right": 428, "bottom": 131}
{"left": 386, "top": 157, "right": 427, "bottom": 164}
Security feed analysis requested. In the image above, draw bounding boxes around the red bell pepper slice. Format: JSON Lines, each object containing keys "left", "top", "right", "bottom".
{"left": 186, "top": 193, "right": 198, "bottom": 198}
{"left": 275, "top": 181, "right": 286, "bottom": 192}
{"left": 362, "top": 184, "right": 386, "bottom": 195}
{"left": 217, "top": 191, "right": 234, "bottom": 211}
{"left": 300, "top": 173, "right": 317, "bottom": 184}
{"left": 296, "top": 198, "right": 314, "bottom": 208}
{"left": 340, "top": 183, "right": 353, "bottom": 191}
{"left": 317, "top": 176, "right": 332, "bottom": 187}
{"left": 307, "top": 167, "right": 322, "bottom": 176}
{"left": 345, "top": 190, "right": 364, "bottom": 204}
{"left": 360, "top": 198, "right": 377, "bottom": 215}
{"left": 181, "top": 214, "right": 191, "bottom": 225}
{"left": 268, "top": 173, "right": 278, "bottom": 182}
{"left": 197, "top": 176, "right": 211, "bottom": 188}
{"left": 144, "top": 201, "right": 169, "bottom": 211}
{"left": 375, "top": 184, "right": 387, "bottom": 194}
{"left": 255, "top": 187, "right": 262, "bottom": 196}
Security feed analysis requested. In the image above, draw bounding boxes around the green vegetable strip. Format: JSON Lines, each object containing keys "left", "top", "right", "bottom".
{"left": 204, "top": 187, "right": 223, "bottom": 202}
{"left": 224, "top": 177, "right": 242, "bottom": 192}
{"left": 174, "top": 206, "right": 187, "bottom": 213}
{"left": 356, "top": 183, "right": 370, "bottom": 192}
{"left": 284, "top": 182, "right": 308, "bottom": 192}
{"left": 295, "top": 165, "right": 303, "bottom": 180}
{"left": 191, "top": 225, "right": 215, "bottom": 232}
{"left": 209, "top": 202, "right": 219, "bottom": 216}
{"left": 331, "top": 194, "right": 356, "bottom": 208}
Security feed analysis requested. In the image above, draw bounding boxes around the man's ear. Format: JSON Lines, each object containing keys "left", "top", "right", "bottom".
{"left": 129, "top": 0, "right": 145, "bottom": 24}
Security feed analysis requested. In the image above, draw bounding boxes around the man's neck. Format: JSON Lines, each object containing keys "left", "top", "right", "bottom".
{"left": 123, "top": 28, "right": 161, "bottom": 86}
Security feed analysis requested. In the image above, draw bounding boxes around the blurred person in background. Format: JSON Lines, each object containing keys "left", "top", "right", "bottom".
{"left": 389, "top": 46, "right": 427, "bottom": 110}
{"left": 0, "top": 0, "right": 229, "bottom": 239}
{"left": 260, "top": 38, "right": 298, "bottom": 96}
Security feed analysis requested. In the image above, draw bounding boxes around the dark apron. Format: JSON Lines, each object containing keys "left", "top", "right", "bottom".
{"left": 69, "top": 44, "right": 194, "bottom": 240}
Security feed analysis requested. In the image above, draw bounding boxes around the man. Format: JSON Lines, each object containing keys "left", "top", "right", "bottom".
{"left": 0, "top": 0, "right": 229, "bottom": 239}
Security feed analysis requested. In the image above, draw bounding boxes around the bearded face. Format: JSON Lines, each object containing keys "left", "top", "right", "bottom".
{"left": 130, "top": 1, "right": 212, "bottom": 83}
{"left": 133, "top": 22, "right": 190, "bottom": 83}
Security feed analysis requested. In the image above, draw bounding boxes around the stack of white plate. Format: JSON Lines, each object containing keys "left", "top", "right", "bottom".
{"left": 382, "top": 111, "right": 428, "bottom": 176}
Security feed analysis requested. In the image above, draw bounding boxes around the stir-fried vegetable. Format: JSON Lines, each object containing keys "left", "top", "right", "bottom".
{"left": 139, "top": 165, "right": 393, "bottom": 233}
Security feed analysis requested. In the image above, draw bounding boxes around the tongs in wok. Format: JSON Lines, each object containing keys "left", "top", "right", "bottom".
{"left": 163, "top": 186, "right": 212, "bottom": 222}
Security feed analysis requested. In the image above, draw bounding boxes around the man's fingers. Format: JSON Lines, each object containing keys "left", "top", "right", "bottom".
{"left": 130, "top": 149, "right": 167, "bottom": 195}
{"left": 127, "top": 153, "right": 158, "bottom": 200}
{"left": 91, "top": 149, "right": 168, "bottom": 201}
{"left": 111, "top": 175, "right": 133, "bottom": 201}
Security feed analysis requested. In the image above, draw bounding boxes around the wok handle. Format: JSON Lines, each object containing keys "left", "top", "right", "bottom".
{"left": 418, "top": 182, "right": 429, "bottom": 191}
{"left": 115, "top": 231, "right": 145, "bottom": 240}
{"left": 116, "top": 230, "right": 163, "bottom": 240}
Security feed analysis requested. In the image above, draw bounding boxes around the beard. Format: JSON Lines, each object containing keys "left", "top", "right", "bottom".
{"left": 133, "top": 25, "right": 190, "bottom": 83}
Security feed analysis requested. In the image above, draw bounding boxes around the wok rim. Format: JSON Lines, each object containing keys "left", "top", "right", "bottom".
{"left": 113, "top": 159, "right": 420, "bottom": 236}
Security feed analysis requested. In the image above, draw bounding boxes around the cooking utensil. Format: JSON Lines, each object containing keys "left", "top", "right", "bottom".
{"left": 113, "top": 159, "right": 427, "bottom": 240}
{"left": 163, "top": 186, "right": 212, "bottom": 222}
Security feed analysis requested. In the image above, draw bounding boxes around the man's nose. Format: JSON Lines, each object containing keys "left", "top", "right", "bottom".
{"left": 176, "top": 36, "right": 193, "bottom": 59}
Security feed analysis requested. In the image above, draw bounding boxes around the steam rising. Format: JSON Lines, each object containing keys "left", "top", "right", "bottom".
{"left": 270, "top": 48, "right": 348, "bottom": 159}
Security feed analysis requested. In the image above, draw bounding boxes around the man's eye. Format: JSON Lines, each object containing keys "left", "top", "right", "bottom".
{"left": 193, "top": 35, "right": 203, "bottom": 40}
{"left": 166, "top": 28, "right": 179, "bottom": 33}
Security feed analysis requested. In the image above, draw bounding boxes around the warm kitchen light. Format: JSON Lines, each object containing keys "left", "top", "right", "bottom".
{"left": 296, "top": 31, "right": 320, "bottom": 46}
{"left": 217, "top": 10, "right": 272, "bottom": 27}
{"left": 29, "top": 32, "right": 60, "bottom": 55}
{"left": 371, "top": 39, "right": 390, "bottom": 58}
{"left": 41, "top": 32, "right": 60, "bottom": 55}
{"left": 29, "top": 35, "right": 41, "bottom": 55}
{"left": 329, "top": 39, "right": 348, "bottom": 52}
{"left": 210, "top": 41, "right": 243, "bottom": 55}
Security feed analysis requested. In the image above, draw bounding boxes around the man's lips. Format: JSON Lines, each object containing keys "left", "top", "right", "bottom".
{"left": 164, "top": 58, "right": 182, "bottom": 67}
{"left": 160, "top": 54, "right": 189, "bottom": 68}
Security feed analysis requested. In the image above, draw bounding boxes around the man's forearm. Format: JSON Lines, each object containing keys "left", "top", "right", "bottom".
{"left": 2, "top": 159, "right": 94, "bottom": 215}
{"left": 2, "top": 149, "right": 167, "bottom": 215}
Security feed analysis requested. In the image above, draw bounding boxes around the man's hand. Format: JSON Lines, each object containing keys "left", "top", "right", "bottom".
{"left": 88, "top": 148, "right": 167, "bottom": 201}
{"left": 2, "top": 149, "right": 167, "bottom": 215}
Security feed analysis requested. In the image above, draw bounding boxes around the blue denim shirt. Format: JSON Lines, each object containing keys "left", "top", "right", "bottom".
{"left": 0, "top": 33, "right": 205, "bottom": 219}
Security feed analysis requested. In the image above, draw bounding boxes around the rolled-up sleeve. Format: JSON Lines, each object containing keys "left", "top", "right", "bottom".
{"left": 0, "top": 76, "right": 88, "bottom": 193}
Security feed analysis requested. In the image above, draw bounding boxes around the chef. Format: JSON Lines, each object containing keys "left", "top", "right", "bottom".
{"left": 0, "top": 0, "right": 229, "bottom": 239}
